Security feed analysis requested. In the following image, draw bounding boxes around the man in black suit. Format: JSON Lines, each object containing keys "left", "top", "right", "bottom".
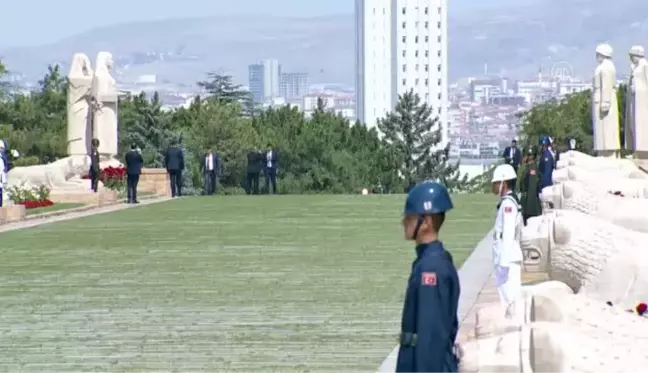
{"left": 502, "top": 138, "right": 522, "bottom": 191}
{"left": 202, "top": 148, "right": 220, "bottom": 195}
{"left": 264, "top": 144, "right": 279, "bottom": 194}
{"left": 245, "top": 147, "right": 262, "bottom": 195}
{"left": 164, "top": 141, "right": 184, "bottom": 197}
{"left": 89, "top": 138, "right": 100, "bottom": 193}
{"left": 125, "top": 144, "right": 144, "bottom": 203}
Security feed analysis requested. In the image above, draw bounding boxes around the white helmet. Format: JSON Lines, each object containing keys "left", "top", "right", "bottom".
{"left": 595, "top": 43, "right": 613, "bottom": 58}
{"left": 491, "top": 164, "right": 517, "bottom": 183}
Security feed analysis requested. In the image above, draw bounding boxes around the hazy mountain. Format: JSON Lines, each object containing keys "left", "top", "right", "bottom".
{"left": 1, "top": 0, "right": 647, "bottom": 85}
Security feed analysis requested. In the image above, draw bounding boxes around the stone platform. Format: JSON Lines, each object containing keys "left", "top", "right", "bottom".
{"left": 49, "top": 189, "right": 118, "bottom": 205}
{"left": 139, "top": 168, "right": 171, "bottom": 196}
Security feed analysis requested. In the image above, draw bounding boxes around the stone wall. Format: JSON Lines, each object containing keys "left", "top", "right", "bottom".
{"left": 0, "top": 204, "right": 26, "bottom": 224}
{"left": 49, "top": 190, "right": 118, "bottom": 205}
{"left": 139, "top": 168, "right": 170, "bottom": 196}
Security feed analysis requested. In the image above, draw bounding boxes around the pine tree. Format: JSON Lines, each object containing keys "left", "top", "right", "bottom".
{"left": 377, "top": 90, "right": 466, "bottom": 192}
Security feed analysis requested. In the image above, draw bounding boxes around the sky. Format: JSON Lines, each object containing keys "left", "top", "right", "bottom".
{"left": 0, "top": 0, "right": 527, "bottom": 47}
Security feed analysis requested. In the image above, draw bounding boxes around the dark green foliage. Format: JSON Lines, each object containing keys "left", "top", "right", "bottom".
{"left": 0, "top": 62, "right": 404, "bottom": 194}
{"left": 378, "top": 90, "right": 466, "bottom": 192}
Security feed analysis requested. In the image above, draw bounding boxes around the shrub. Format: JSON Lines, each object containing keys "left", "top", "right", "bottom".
{"left": 6, "top": 184, "right": 53, "bottom": 209}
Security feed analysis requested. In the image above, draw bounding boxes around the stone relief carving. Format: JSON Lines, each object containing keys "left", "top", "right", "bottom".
{"left": 92, "top": 51, "right": 119, "bottom": 158}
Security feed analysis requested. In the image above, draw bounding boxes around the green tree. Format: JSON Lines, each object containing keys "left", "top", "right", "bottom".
{"left": 378, "top": 90, "right": 464, "bottom": 191}
{"left": 197, "top": 73, "right": 256, "bottom": 115}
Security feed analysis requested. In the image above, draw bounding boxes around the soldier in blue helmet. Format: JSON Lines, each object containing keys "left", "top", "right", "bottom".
{"left": 395, "top": 181, "right": 460, "bottom": 373}
{"left": 538, "top": 136, "right": 555, "bottom": 190}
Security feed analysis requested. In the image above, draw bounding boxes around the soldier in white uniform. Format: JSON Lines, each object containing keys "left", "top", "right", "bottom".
{"left": 491, "top": 164, "right": 524, "bottom": 313}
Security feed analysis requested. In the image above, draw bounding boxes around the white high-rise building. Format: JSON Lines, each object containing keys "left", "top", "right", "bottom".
{"left": 355, "top": 0, "right": 449, "bottom": 146}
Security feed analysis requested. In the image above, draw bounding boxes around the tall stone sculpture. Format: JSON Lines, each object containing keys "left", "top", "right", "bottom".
{"left": 625, "top": 45, "right": 648, "bottom": 158}
{"left": 592, "top": 43, "right": 621, "bottom": 157}
{"left": 66, "top": 53, "right": 94, "bottom": 157}
{"left": 92, "top": 51, "right": 118, "bottom": 158}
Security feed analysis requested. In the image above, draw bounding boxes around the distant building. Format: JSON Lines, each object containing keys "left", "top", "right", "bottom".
{"left": 279, "top": 72, "right": 309, "bottom": 99}
{"left": 248, "top": 59, "right": 281, "bottom": 102}
{"left": 355, "top": 0, "right": 449, "bottom": 147}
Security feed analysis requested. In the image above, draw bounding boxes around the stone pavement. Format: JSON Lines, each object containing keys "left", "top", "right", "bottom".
{"left": 0, "top": 197, "right": 172, "bottom": 234}
{"left": 377, "top": 230, "right": 495, "bottom": 372}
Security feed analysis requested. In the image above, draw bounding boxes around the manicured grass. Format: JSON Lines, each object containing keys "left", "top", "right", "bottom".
{"left": 0, "top": 194, "right": 494, "bottom": 372}
{"left": 24, "top": 202, "right": 85, "bottom": 216}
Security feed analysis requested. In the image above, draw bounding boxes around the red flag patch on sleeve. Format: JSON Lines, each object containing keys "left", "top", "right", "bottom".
{"left": 422, "top": 272, "right": 437, "bottom": 286}
{"left": 504, "top": 206, "right": 513, "bottom": 213}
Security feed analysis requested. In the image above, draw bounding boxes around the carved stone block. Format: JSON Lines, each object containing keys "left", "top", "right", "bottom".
{"left": 540, "top": 180, "right": 648, "bottom": 232}
{"left": 521, "top": 210, "right": 648, "bottom": 309}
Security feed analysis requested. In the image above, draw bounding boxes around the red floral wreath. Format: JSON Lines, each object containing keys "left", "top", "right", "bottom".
{"left": 607, "top": 301, "right": 647, "bottom": 316}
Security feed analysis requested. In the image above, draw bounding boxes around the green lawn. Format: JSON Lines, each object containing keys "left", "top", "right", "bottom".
{"left": 0, "top": 194, "right": 493, "bottom": 372}
{"left": 25, "top": 202, "right": 85, "bottom": 216}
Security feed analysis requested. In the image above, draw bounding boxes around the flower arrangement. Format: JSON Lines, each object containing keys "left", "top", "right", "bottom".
{"left": 100, "top": 166, "right": 126, "bottom": 190}
{"left": 82, "top": 166, "right": 126, "bottom": 191}
{"left": 6, "top": 184, "right": 54, "bottom": 209}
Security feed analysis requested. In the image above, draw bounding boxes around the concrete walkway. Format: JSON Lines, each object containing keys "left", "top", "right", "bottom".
{"left": 377, "top": 230, "right": 495, "bottom": 372}
{"left": 0, "top": 197, "right": 172, "bottom": 234}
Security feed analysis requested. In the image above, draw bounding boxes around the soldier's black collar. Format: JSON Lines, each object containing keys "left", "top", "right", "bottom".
{"left": 415, "top": 240, "right": 443, "bottom": 258}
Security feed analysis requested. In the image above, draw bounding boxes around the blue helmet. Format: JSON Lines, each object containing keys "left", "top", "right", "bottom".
{"left": 539, "top": 136, "right": 550, "bottom": 146}
{"left": 404, "top": 181, "right": 453, "bottom": 216}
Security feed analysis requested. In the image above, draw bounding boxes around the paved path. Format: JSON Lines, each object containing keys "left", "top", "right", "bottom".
{"left": 0, "top": 197, "right": 172, "bottom": 234}
{"left": 377, "top": 230, "right": 495, "bottom": 372}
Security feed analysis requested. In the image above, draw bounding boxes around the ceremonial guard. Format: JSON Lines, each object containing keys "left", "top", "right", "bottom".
{"left": 520, "top": 147, "right": 542, "bottom": 225}
{"left": 396, "top": 181, "right": 460, "bottom": 372}
{"left": 538, "top": 136, "right": 555, "bottom": 190}
{"left": 491, "top": 164, "right": 524, "bottom": 312}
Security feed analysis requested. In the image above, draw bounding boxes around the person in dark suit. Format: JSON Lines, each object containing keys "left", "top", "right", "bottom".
{"left": 89, "top": 138, "right": 100, "bottom": 193}
{"left": 245, "top": 148, "right": 262, "bottom": 195}
{"left": 202, "top": 148, "right": 220, "bottom": 195}
{"left": 264, "top": 144, "right": 279, "bottom": 194}
{"left": 164, "top": 141, "right": 184, "bottom": 197}
{"left": 124, "top": 144, "right": 144, "bottom": 203}
{"left": 502, "top": 139, "right": 522, "bottom": 192}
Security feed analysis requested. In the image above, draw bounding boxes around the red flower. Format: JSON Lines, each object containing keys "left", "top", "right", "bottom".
{"left": 19, "top": 199, "right": 54, "bottom": 209}
{"left": 637, "top": 303, "right": 647, "bottom": 315}
{"left": 609, "top": 190, "right": 625, "bottom": 197}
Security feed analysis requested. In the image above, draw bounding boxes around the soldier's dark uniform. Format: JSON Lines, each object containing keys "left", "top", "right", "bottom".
{"left": 521, "top": 148, "right": 542, "bottom": 224}
{"left": 538, "top": 136, "right": 555, "bottom": 191}
{"left": 396, "top": 182, "right": 460, "bottom": 372}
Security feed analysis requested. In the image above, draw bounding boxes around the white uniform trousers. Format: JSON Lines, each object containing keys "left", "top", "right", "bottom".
{"left": 494, "top": 262, "right": 522, "bottom": 311}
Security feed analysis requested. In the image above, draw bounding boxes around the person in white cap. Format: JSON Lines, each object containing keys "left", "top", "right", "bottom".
{"left": 491, "top": 164, "right": 523, "bottom": 313}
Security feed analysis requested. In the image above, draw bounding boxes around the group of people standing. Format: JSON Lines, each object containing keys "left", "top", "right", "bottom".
{"left": 501, "top": 135, "right": 575, "bottom": 223}
{"left": 159, "top": 142, "right": 280, "bottom": 197}
{"left": 491, "top": 134, "right": 575, "bottom": 318}
{"left": 245, "top": 145, "right": 279, "bottom": 195}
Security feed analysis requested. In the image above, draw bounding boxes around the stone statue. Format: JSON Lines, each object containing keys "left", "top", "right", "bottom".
{"left": 4, "top": 155, "right": 91, "bottom": 191}
{"left": 522, "top": 210, "right": 648, "bottom": 309}
{"left": 551, "top": 165, "right": 648, "bottom": 187}
{"left": 66, "top": 53, "right": 93, "bottom": 157}
{"left": 553, "top": 164, "right": 647, "bottom": 183}
{"left": 92, "top": 51, "right": 118, "bottom": 158}
{"left": 540, "top": 180, "right": 648, "bottom": 232}
{"left": 592, "top": 43, "right": 621, "bottom": 157}
{"left": 625, "top": 45, "right": 648, "bottom": 158}
{"left": 555, "top": 151, "right": 642, "bottom": 175}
